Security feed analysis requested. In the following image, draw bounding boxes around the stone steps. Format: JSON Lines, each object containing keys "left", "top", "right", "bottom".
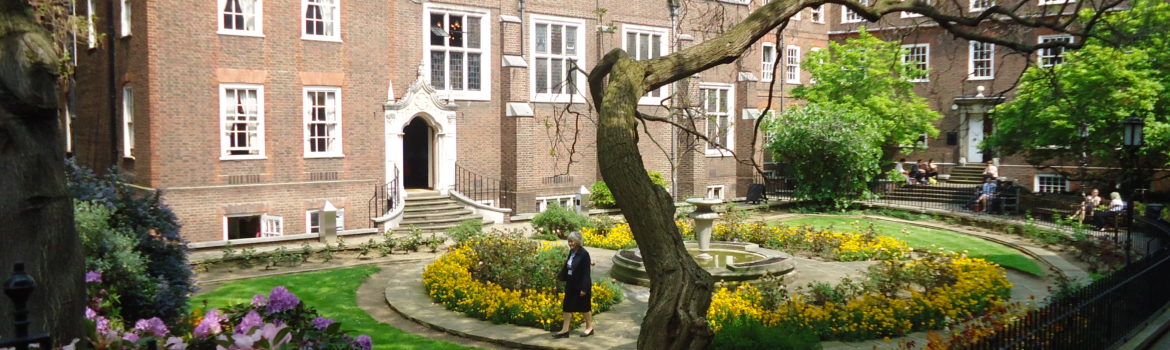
{"left": 392, "top": 190, "right": 484, "bottom": 236}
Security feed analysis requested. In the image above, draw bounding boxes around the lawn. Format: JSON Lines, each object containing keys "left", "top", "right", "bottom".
{"left": 776, "top": 216, "right": 1045, "bottom": 276}
{"left": 191, "top": 266, "right": 474, "bottom": 350}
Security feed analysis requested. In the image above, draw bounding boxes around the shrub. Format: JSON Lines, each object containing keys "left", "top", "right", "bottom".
{"left": 531, "top": 203, "right": 589, "bottom": 237}
{"left": 446, "top": 219, "right": 484, "bottom": 245}
{"left": 711, "top": 315, "right": 821, "bottom": 350}
{"left": 66, "top": 159, "right": 194, "bottom": 324}
{"left": 76, "top": 200, "right": 156, "bottom": 319}
{"left": 588, "top": 170, "right": 669, "bottom": 208}
{"left": 764, "top": 105, "right": 883, "bottom": 210}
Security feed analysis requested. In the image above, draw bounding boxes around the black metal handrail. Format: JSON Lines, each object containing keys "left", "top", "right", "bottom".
{"left": 368, "top": 165, "right": 401, "bottom": 227}
{"left": 750, "top": 174, "right": 798, "bottom": 202}
{"left": 454, "top": 163, "right": 516, "bottom": 211}
{"left": 959, "top": 245, "right": 1170, "bottom": 349}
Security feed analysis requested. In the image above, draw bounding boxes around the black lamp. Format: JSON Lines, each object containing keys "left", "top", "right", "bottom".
{"left": 1123, "top": 116, "right": 1144, "bottom": 151}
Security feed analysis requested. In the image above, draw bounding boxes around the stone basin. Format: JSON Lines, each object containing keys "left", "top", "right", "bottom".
{"left": 610, "top": 241, "right": 796, "bottom": 287}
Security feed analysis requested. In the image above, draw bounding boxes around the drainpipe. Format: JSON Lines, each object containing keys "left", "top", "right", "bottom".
{"left": 668, "top": 0, "right": 679, "bottom": 200}
{"left": 107, "top": 0, "right": 119, "bottom": 169}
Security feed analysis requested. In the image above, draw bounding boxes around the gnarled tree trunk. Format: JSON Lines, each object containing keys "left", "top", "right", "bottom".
{"left": 0, "top": 0, "right": 85, "bottom": 344}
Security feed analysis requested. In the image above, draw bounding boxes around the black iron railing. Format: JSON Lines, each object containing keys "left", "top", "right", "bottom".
{"left": 368, "top": 165, "right": 401, "bottom": 227}
{"left": 454, "top": 163, "right": 516, "bottom": 211}
{"left": 750, "top": 174, "right": 798, "bottom": 202}
{"left": 1, "top": 263, "right": 51, "bottom": 350}
{"left": 960, "top": 245, "right": 1170, "bottom": 349}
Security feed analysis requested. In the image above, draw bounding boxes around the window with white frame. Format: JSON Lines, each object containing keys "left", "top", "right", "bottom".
{"left": 531, "top": 16, "right": 585, "bottom": 103}
{"left": 842, "top": 0, "right": 868, "bottom": 23}
{"left": 1038, "top": 34, "right": 1072, "bottom": 67}
{"left": 219, "top": 0, "right": 262, "bottom": 35}
{"left": 307, "top": 209, "right": 345, "bottom": 234}
{"left": 120, "top": 0, "right": 131, "bottom": 36}
{"left": 304, "top": 87, "right": 342, "bottom": 157}
{"left": 1039, "top": 0, "right": 1073, "bottom": 5}
{"left": 623, "top": 25, "right": 670, "bottom": 105}
{"left": 810, "top": 5, "right": 824, "bottom": 23}
{"left": 968, "top": 41, "right": 994, "bottom": 80}
{"left": 426, "top": 5, "right": 490, "bottom": 100}
{"left": 122, "top": 85, "right": 134, "bottom": 158}
{"left": 537, "top": 195, "right": 578, "bottom": 212}
{"left": 225, "top": 214, "right": 282, "bottom": 240}
{"left": 785, "top": 45, "right": 801, "bottom": 84}
{"left": 971, "top": 0, "right": 994, "bottom": 11}
{"left": 303, "top": 0, "right": 340, "bottom": 40}
{"left": 220, "top": 84, "right": 264, "bottom": 159}
{"left": 87, "top": 0, "right": 96, "bottom": 48}
{"left": 1035, "top": 174, "right": 1069, "bottom": 193}
{"left": 902, "top": 44, "right": 929, "bottom": 82}
{"left": 701, "top": 84, "right": 734, "bottom": 156}
{"left": 761, "top": 43, "right": 776, "bottom": 82}
{"left": 706, "top": 185, "right": 726, "bottom": 200}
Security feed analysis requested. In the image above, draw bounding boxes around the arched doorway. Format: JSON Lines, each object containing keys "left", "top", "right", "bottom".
{"left": 403, "top": 117, "right": 432, "bottom": 189}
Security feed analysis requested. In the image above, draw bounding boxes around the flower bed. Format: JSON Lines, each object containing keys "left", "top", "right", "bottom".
{"left": 708, "top": 252, "right": 1012, "bottom": 340}
{"left": 422, "top": 237, "right": 624, "bottom": 330}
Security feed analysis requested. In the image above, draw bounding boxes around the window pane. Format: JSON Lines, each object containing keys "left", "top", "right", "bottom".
{"left": 551, "top": 25, "right": 562, "bottom": 55}
{"left": 448, "top": 15, "right": 464, "bottom": 47}
{"left": 566, "top": 59, "right": 577, "bottom": 94}
{"left": 719, "top": 89, "right": 728, "bottom": 113}
{"left": 466, "top": 17, "right": 481, "bottom": 49}
{"left": 639, "top": 34, "right": 649, "bottom": 60}
{"left": 430, "top": 14, "right": 445, "bottom": 45}
{"left": 536, "top": 58, "right": 548, "bottom": 93}
{"left": 551, "top": 59, "right": 563, "bottom": 93}
{"left": 565, "top": 26, "right": 577, "bottom": 55}
{"left": 625, "top": 32, "right": 636, "bottom": 56}
{"left": 430, "top": 51, "right": 445, "bottom": 89}
{"left": 535, "top": 24, "right": 548, "bottom": 53}
{"left": 450, "top": 52, "right": 464, "bottom": 90}
{"left": 468, "top": 53, "right": 481, "bottom": 91}
{"left": 652, "top": 34, "right": 661, "bottom": 59}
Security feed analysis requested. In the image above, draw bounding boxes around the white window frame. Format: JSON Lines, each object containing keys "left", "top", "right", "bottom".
{"left": 716, "top": 0, "right": 750, "bottom": 4}
{"left": 87, "top": 0, "right": 97, "bottom": 48}
{"left": 700, "top": 83, "right": 735, "bottom": 157}
{"left": 761, "top": 42, "right": 776, "bottom": 82}
{"left": 219, "top": 84, "right": 266, "bottom": 160}
{"left": 218, "top": 0, "right": 264, "bottom": 37}
{"left": 810, "top": 5, "right": 824, "bottom": 23}
{"left": 307, "top": 209, "right": 345, "bottom": 234}
{"left": 530, "top": 15, "right": 587, "bottom": 103}
{"left": 1038, "top": 34, "right": 1073, "bottom": 67}
{"left": 536, "top": 194, "right": 578, "bottom": 212}
{"left": 122, "top": 85, "right": 134, "bottom": 158}
{"left": 706, "top": 185, "right": 726, "bottom": 200}
{"left": 302, "top": 0, "right": 341, "bottom": 41}
{"left": 261, "top": 214, "right": 284, "bottom": 238}
{"left": 423, "top": 3, "right": 492, "bottom": 101}
{"left": 902, "top": 43, "right": 929, "bottom": 82}
{"left": 842, "top": 0, "right": 868, "bottom": 23}
{"left": 1039, "top": 0, "right": 1074, "bottom": 5}
{"left": 64, "top": 105, "right": 73, "bottom": 153}
{"left": 785, "top": 45, "right": 801, "bottom": 84}
{"left": 621, "top": 24, "right": 671, "bottom": 106}
{"left": 971, "top": 0, "right": 994, "bottom": 12}
{"left": 119, "top": 0, "right": 131, "bottom": 37}
{"left": 303, "top": 86, "right": 344, "bottom": 158}
{"left": 968, "top": 41, "right": 994, "bottom": 80}
{"left": 901, "top": 0, "right": 929, "bottom": 17}
{"left": 1035, "top": 174, "right": 1069, "bottom": 193}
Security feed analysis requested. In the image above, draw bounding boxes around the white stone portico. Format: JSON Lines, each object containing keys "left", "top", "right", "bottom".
{"left": 384, "top": 64, "right": 459, "bottom": 197}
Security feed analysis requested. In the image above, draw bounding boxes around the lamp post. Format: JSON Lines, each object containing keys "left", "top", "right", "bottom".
{"left": 1123, "top": 116, "right": 1144, "bottom": 264}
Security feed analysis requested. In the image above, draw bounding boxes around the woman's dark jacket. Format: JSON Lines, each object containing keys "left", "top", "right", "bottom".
{"left": 559, "top": 247, "right": 592, "bottom": 293}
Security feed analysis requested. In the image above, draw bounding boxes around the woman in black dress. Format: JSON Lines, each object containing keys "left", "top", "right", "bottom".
{"left": 553, "top": 231, "right": 594, "bottom": 338}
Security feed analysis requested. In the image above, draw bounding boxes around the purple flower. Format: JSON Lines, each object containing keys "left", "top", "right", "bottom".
{"left": 134, "top": 317, "right": 170, "bottom": 337}
{"left": 236, "top": 310, "right": 262, "bottom": 334}
{"left": 250, "top": 294, "right": 268, "bottom": 308}
{"left": 355, "top": 334, "right": 372, "bottom": 350}
{"left": 193, "top": 309, "right": 224, "bottom": 338}
{"left": 265, "top": 286, "right": 299, "bottom": 314}
{"left": 164, "top": 336, "right": 188, "bottom": 350}
{"left": 122, "top": 332, "right": 139, "bottom": 343}
{"left": 85, "top": 307, "right": 97, "bottom": 319}
{"left": 95, "top": 316, "right": 110, "bottom": 333}
{"left": 85, "top": 271, "right": 102, "bottom": 283}
{"left": 311, "top": 317, "right": 335, "bottom": 330}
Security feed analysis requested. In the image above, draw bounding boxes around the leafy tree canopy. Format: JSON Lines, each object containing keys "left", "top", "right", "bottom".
{"left": 765, "top": 104, "right": 883, "bottom": 209}
{"left": 986, "top": 0, "right": 1170, "bottom": 168}
{"left": 794, "top": 29, "right": 942, "bottom": 155}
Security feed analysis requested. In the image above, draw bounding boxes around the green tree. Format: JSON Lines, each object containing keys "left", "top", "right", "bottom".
{"left": 793, "top": 29, "right": 942, "bottom": 164}
{"left": 986, "top": 0, "right": 1170, "bottom": 178}
{"left": 765, "top": 105, "right": 882, "bottom": 209}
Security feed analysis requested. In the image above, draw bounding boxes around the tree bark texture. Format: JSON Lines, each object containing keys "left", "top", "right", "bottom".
{"left": 0, "top": 1, "right": 85, "bottom": 344}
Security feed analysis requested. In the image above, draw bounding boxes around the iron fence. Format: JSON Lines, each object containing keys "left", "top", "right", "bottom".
{"left": 454, "top": 163, "right": 517, "bottom": 211}
{"left": 367, "top": 165, "right": 400, "bottom": 227}
{"left": 749, "top": 174, "right": 798, "bottom": 202}
{"left": 959, "top": 245, "right": 1170, "bottom": 350}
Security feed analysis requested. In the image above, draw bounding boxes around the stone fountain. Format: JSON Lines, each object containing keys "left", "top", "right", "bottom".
{"left": 610, "top": 198, "right": 796, "bottom": 286}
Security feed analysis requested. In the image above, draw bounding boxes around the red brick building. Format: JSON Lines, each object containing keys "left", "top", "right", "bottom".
{"left": 67, "top": 0, "right": 1151, "bottom": 243}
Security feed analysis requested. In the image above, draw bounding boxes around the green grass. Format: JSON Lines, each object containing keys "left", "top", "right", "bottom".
{"left": 191, "top": 266, "right": 474, "bottom": 350}
{"left": 776, "top": 216, "right": 1045, "bottom": 276}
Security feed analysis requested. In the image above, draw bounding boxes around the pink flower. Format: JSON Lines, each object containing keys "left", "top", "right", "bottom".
{"left": 163, "top": 337, "right": 188, "bottom": 350}
{"left": 85, "top": 307, "right": 97, "bottom": 319}
{"left": 85, "top": 271, "right": 102, "bottom": 283}
{"left": 133, "top": 317, "right": 170, "bottom": 337}
{"left": 250, "top": 294, "right": 268, "bottom": 308}
{"left": 122, "top": 332, "right": 139, "bottom": 343}
{"left": 235, "top": 310, "right": 262, "bottom": 334}
{"left": 193, "top": 309, "right": 224, "bottom": 338}
{"left": 259, "top": 323, "right": 292, "bottom": 348}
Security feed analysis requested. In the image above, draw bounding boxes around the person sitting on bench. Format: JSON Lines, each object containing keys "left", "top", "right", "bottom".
{"left": 964, "top": 177, "right": 997, "bottom": 212}
{"left": 1094, "top": 192, "right": 1125, "bottom": 231}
